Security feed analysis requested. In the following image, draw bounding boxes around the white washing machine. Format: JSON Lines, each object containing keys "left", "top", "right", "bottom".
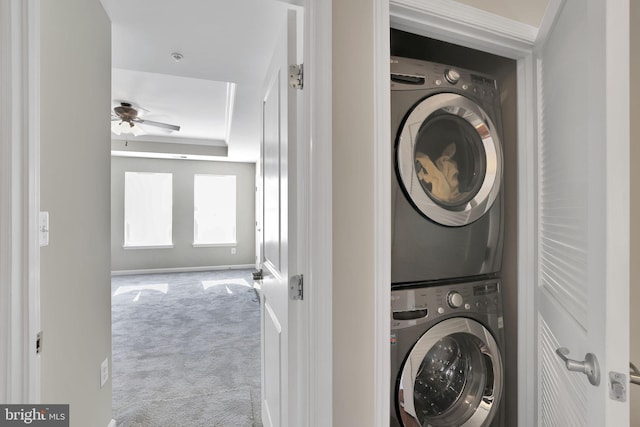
{"left": 391, "top": 57, "right": 504, "bottom": 285}
{"left": 390, "top": 279, "right": 505, "bottom": 427}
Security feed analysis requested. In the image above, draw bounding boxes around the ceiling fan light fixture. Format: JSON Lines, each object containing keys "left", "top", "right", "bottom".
{"left": 111, "top": 120, "right": 138, "bottom": 136}
{"left": 111, "top": 120, "right": 124, "bottom": 135}
{"left": 131, "top": 124, "right": 145, "bottom": 136}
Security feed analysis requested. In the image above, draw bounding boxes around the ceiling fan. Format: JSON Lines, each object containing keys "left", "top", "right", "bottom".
{"left": 111, "top": 102, "right": 180, "bottom": 136}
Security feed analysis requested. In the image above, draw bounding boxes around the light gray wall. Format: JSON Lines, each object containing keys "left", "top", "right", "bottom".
{"left": 332, "top": 0, "right": 376, "bottom": 425}
{"left": 40, "top": 0, "right": 112, "bottom": 426}
{"left": 111, "top": 156, "right": 256, "bottom": 272}
{"left": 630, "top": 1, "right": 640, "bottom": 424}
{"left": 453, "top": 0, "right": 548, "bottom": 27}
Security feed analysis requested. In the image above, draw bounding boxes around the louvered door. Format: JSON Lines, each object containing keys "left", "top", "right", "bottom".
{"left": 534, "top": 0, "right": 629, "bottom": 425}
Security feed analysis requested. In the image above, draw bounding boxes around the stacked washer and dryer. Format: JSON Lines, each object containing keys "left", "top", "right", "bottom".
{"left": 390, "top": 56, "right": 506, "bottom": 427}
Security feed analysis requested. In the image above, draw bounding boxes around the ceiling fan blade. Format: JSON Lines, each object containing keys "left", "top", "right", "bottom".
{"left": 134, "top": 118, "right": 180, "bottom": 132}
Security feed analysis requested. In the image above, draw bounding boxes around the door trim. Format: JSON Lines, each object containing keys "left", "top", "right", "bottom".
{"left": 373, "top": 1, "right": 391, "bottom": 425}
{"left": 306, "top": 0, "right": 334, "bottom": 425}
{"left": 389, "top": 0, "right": 537, "bottom": 57}
{"left": 0, "top": 0, "right": 41, "bottom": 403}
{"left": 382, "top": 1, "right": 539, "bottom": 426}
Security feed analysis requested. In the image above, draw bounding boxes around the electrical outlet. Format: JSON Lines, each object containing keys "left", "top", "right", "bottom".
{"left": 231, "top": 247, "right": 236, "bottom": 254}
{"left": 100, "top": 357, "right": 109, "bottom": 388}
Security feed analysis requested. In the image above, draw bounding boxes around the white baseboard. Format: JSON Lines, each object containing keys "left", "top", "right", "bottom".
{"left": 111, "top": 264, "right": 255, "bottom": 276}
{"left": 107, "top": 419, "right": 116, "bottom": 427}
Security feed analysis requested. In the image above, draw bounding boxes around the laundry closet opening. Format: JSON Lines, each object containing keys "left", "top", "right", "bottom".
{"left": 389, "top": 28, "right": 518, "bottom": 427}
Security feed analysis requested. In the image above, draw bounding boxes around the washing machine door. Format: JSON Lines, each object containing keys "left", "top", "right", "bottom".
{"left": 396, "top": 317, "right": 503, "bottom": 427}
{"left": 396, "top": 92, "right": 503, "bottom": 226}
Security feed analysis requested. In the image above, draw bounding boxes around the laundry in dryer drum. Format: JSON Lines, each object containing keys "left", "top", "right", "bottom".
{"left": 415, "top": 143, "right": 461, "bottom": 202}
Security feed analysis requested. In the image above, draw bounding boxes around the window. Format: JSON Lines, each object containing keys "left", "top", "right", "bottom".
{"left": 124, "top": 172, "right": 173, "bottom": 247}
{"left": 193, "top": 174, "right": 236, "bottom": 245}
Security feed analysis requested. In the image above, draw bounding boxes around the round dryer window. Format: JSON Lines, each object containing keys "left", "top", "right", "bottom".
{"left": 396, "top": 93, "right": 503, "bottom": 226}
{"left": 396, "top": 317, "right": 503, "bottom": 427}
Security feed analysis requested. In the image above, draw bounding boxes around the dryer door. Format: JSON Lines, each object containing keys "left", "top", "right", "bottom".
{"left": 396, "top": 317, "right": 503, "bottom": 427}
{"left": 396, "top": 93, "right": 502, "bottom": 226}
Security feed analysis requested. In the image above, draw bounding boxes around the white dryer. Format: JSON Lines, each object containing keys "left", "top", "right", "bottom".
{"left": 391, "top": 57, "right": 504, "bottom": 285}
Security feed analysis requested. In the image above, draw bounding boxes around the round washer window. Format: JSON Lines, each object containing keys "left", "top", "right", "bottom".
{"left": 413, "top": 333, "right": 487, "bottom": 424}
{"left": 396, "top": 93, "right": 502, "bottom": 226}
{"left": 397, "top": 318, "right": 503, "bottom": 427}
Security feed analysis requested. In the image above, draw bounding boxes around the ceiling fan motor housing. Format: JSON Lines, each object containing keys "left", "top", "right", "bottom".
{"left": 114, "top": 103, "right": 139, "bottom": 122}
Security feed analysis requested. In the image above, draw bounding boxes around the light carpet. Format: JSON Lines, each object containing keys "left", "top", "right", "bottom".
{"left": 111, "top": 270, "right": 262, "bottom": 427}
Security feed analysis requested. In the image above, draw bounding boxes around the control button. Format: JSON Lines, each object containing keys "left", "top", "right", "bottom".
{"left": 447, "top": 291, "right": 464, "bottom": 309}
{"left": 465, "top": 303, "right": 471, "bottom": 310}
{"left": 435, "top": 79, "right": 442, "bottom": 86}
{"left": 462, "top": 84, "right": 469, "bottom": 90}
{"left": 437, "top": 307, "right": 445, "bottom": 315}
{"left": 444, "top": 69, "right": 461, "bottom": 85}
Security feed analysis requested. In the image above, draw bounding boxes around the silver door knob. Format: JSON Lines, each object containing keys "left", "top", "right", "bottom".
{"left": 631, "top": 362, "right": 640, "bottom": 386}
{"left": 556, "top": 347, "right": 600, "bottom": 386}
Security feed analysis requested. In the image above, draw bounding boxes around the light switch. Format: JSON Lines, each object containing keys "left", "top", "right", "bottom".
{"left": 101, "top": 357, "right": 109, "bottom": 388}
{"left": 39, "top": 211, "right": 49, "bottom": 246}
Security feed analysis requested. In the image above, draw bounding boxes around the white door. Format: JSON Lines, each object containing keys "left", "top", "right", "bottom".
{"left": 534, "top": 0, "right": 629, "bottom": 425}
{"left": 256, "top": 159, "right": 263, "bottom": 271}
{"left": 261, "top": 7, "right": 302, "bottom": 427}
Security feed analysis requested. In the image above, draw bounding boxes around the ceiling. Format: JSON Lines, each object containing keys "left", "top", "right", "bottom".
{"left": 100, "top": 0, "right": 287, "bottom": 162}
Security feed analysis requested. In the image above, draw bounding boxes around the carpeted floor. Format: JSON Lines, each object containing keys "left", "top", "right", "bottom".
{"left": 111, "top": 270, "right": 262, "bottom": 427}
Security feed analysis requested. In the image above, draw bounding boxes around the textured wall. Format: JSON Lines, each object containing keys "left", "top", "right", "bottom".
{"left": 111, "top": 156, "right": 256, "bottom": 272}
{"left": 40, "top": 0, "right": 113, "bottom": 425}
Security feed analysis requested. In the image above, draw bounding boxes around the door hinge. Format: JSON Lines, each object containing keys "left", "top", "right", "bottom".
{"left": 289, "top": 64, "right": 303, "bottom": 90}
{"left": 289, "top": 274, "right": 303, "bottom": 300}
{"left": 36, "top": 331, "right": 43, "bottom": 354}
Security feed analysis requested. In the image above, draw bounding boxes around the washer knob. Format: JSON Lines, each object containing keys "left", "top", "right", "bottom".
{"left": 444, "top": 69, "right": 461, "bottom": 85}
{"left": 447, "top": 291, "right": 464, "bottom": 309}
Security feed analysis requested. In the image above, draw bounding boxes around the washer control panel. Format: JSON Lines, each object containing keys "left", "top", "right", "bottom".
{"left": 391, "top": 279, "right": 501, "bottom": 329}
